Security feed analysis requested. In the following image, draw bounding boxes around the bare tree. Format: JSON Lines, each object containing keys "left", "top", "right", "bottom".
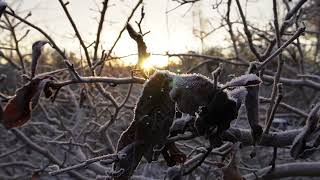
{"left": 1, "top": 0, "right": 320, "bottom": 180}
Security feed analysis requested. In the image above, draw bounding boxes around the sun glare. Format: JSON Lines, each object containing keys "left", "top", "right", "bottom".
{"left": 121, "top": 54, "right": 180, "bottom": 70}
{"left": 142, "top": 55, "right": 169, "bottom": 70}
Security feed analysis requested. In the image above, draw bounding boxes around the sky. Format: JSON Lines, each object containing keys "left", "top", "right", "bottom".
{"left": 5, "top": 0, "right": 274, "bottom": 66}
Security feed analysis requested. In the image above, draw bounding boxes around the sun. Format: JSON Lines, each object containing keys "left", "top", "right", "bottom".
{"left": 120, "top": 54, "right": 181, "bottom": 70}
{"left": 141, "top": 55, "right": 169, "bottom": 70}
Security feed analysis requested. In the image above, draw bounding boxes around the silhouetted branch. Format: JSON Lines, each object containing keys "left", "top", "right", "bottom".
{"left": 93, "top": 0, "right": 109, "bottom": 63}
{"left": 58, "top": 0, "right": 92, "bottom": 70}
{"left": 244, "top": 162, "right": 320, "bottom": 179}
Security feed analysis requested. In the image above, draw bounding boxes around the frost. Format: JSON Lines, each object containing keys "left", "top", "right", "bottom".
{"left": 227, "top": 87, "right": 248, "bottom": 108}
{"left": 222, "top": 74, "right": 261, "bottom": 89}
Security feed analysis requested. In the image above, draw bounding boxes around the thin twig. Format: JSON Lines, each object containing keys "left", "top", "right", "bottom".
{"left": 264, "top": 83, "right": 283, "bottom": 135}
{"left": 93, "top": 0, "right": 109, "bottom": 63}
{"left": 264, "top": 0, "right": 283, "bottom": 128}
{"left": 58, "top": 0, "right": 92, "bottom": 70}
{"left": 49, "top": 154, "right": 119, "bottom": 176}
{"left": 257, "top": 26, "right": 305, "bottom": 71}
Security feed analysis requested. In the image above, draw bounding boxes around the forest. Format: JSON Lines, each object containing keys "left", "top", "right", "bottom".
{"left": 0, "top": 0, "right": 320, "bottom": 179}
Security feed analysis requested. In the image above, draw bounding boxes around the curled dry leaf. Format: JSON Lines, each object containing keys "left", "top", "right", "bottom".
{"left": 79, "top": 87, "right": 87, "bottom": 108}
{"left": 169, "top": 72, "right": 216, "bottom": 115}
{"left": 114, "top": 71, "right": 176, "bottom": 179}
{"left": 244, "top": 63, "right": 263, "bottom": 144}
{"left": 194, "top": 90, "right": 239, "bottom": 147}
{"left": 0, "top": 0, "right": 6, "bottom": 19}
{"left": 1, "top": 76, "right": 54, "bottom": 129}
{"left": 162, "top": 143, "right": 187, "bottom": 167}
{"left": 290, "top": 103, "right": 320, "bottom": 159}
{"left": 31, "top": 41, "right": 49, "bottom": 78}
{"left": 126, "top": 23, "right": 149, "bottom": 68}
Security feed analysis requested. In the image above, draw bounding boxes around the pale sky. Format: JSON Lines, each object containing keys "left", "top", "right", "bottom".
{"left": 5, "top": 0, "right": 274, "bottom": 66}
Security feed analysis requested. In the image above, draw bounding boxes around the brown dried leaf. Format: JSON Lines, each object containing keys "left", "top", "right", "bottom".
{"left": 221, "top": 143, "right": 243, "bottom": 180}
{"left": 0, "top": 103, "right": 3, "bottom": 122}
{"left": 31, "top": 171, "right": 40, "bottom": 180}
{"left": 31, "top": 41, "right": 49, "bottom": 78}
{"left": 2, "top": 76, "right": 54, "bottom": 129}
{"left": 163, "top": 143, "right": 186, "bottom": 167}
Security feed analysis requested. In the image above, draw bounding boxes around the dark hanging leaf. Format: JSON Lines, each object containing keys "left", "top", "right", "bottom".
{"left": 245, "top": 84, "right": 263, "bottom": 145}
{"left": 0, "top": 0, "right": 6, "bottom": 19}
{"left": 31, "top": 41, "right": 49, "bottom": 78}
{"left": 0, "top": 73, "right": 6, "bottom": 82}
{"left": 244, "top": 67, "right": 263, "bottom": 144}
{"left": 290, "top": 104, "right": 320, "bottom": 159}
{"left": 113, "top": 142, "right": 144, "bottom": 180}
{"left": 0, "top": 103, "right": 3, "bottom": 122}
{"left": 126, "top": 23, "right": 149, "bottom": 67}
{"left": 114, "top": 71, "right": 175, "bottom": 179}
{"left": 30, "top": 78, "right": 53, "bottom": 109}
{"left": 170, "top": 73, "right": 216, "bottom": 114}
{"left": 31, "top": 171, "right": 40, "bottom": 180}
{"left": 1, "top": 76, "right": 54, "bottom": 129}
{"left": 194, "top": 90, "right": 238, "bottom": 147}
{"left": 79, "top": 87, "right": 87, "bottom": 108}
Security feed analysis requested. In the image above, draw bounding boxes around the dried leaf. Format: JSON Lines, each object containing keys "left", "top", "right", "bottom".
{"left": 31, "top": 41, "right": 49, "bottom": 78}
{"left": 163, "top": 143, "right": 186, "bottom": 167}
{"left": 221, "top": 143, "right": 243, "bottom": 180}
{"left": 195, "top": 90, "right": 238, "bottom": 144}
{"left": 115, "top": 71, "right": 175, "bottom": 179}
{"left": 126, "top": 23, "right": 149, "bottom": 67}
{"left": 245, "top": 80, "right": 263, "bottom": 144}
{"left": 170, "top": 73, "right": 216, "bottom": 114}
{"left": 0, "top": 0, "right": 6, "bottom": 19}
{"left": 2, "top": 76, "right": 54, "bottom": 129}
{"left": 30, "top": 78, "right": 52, "bottom": 109}
{"left": 79, "top": 87, "right": 87, "bottom": 108}
{"left": 113, "top": 142, "right": 144, "bottom": 180}
{"left": 31, "top": 171, "right": 40, "bottom": 180}
{"left": 290, "top": 103, "right": 320, "bottom": 159}
{"left": 0, "top": 103, "right": 3, "bottom": 122}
